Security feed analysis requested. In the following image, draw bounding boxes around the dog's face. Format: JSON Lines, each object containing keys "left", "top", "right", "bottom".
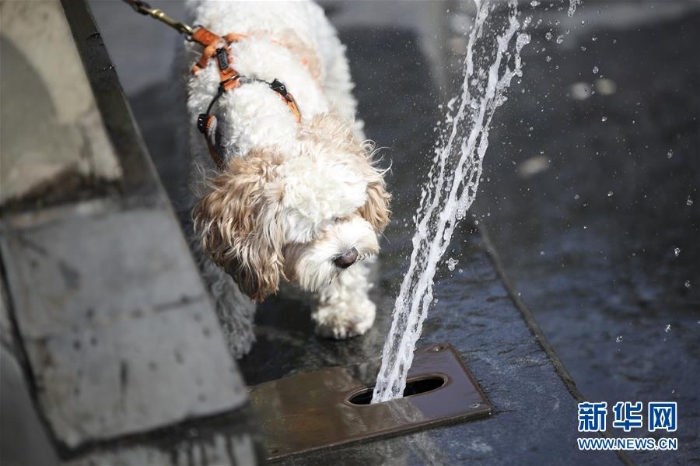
{"left": 193, "top": 114, "right": 390, "bottom": 302}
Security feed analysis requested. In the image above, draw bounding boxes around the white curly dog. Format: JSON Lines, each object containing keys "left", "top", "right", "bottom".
{"left": 180, "top": 0, "right": 390, "bottom": 358}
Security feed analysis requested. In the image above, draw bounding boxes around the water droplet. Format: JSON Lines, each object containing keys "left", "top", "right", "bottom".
{"left": 613, "top": 39, "right": 617, "bottom": 44}
{"left": 556, "top": 35, "right": 564, "bottom": 44}
{"left": 574, "top": 194, "right": 580, "bottom": 200}
{"left": 607, "top": 191, "right": 613, "bottom": 197}
{"left": 583, "top": 225, "right": 588, "bottom": 230}
{"left": 595, "top": 78, "right": 618, "bottom": 96}
{"left": 615, "top": 335, "right": 623, "bottom": 343}
{"left": 581, "top": 46, "right": 587, "bottom": 51}
{"left": 664, "top": 324, "right": 671, "bottom": 333}
{"left": 592, "top": 36, "right": 598, "bottom": 42}
{"left": 674, "top": 247, "right": 681, "bottom": 257}
{"left": 568, "top": 0, "right": 581, "bottom": 17}
{"left": 545, "top": 31, "right": 553, "bottom": 41}
{"left": 601, "top": 116, "right": 608, "bottom": 122}
{"left": 447, "top": 257, "right": 459, "bottom": 271}
{"left": 593, "top": 66, "right": 599, "bottom": 74}
{"left": 546, "top": 55, "right": 552, "bottom": 62}
{"left": 687, "top": 197, "right": 694, "bottom": 206}
{"left": 530, "top": 0, "right": 540, "bottom": 6}
{"left": 570, "top": 82, "right": 591, "bottom": 100}
{"left": 540, "top": 251, "right": 545, "bottom": 256}
{"left": 685, "top": 280, "right": 691, "bottom": 288}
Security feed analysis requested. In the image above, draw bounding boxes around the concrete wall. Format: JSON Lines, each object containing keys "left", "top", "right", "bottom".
{"left": 0, "top": 1, "right": 260, "bottom": 464}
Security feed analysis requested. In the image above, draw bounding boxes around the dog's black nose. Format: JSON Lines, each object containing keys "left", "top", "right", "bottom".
{"left": 334, "top": 248, "right": 359, "bottom": 269}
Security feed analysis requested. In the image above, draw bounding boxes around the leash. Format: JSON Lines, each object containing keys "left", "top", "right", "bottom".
{"left": 122, "top": 0, "right": 302, "bottom": 170}
{"left": 123, "top": 0, "right": 194, "bottom": 36}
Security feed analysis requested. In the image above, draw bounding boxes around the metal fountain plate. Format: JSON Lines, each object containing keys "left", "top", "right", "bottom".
{"left": 248, "top": 343, "right": 492, "bottom": 461}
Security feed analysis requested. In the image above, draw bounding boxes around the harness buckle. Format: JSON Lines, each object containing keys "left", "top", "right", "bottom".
{"left": 219, "top": 74, "right": 241, "bottom": 92}
{"left": 270, "top": 79, "right": 289, "bottom": 99}
{"left": 216, "top": 47, "right": 229, "bottom": 70}
{"left": 197, "top": 114, "right": 213, "bottom": 134}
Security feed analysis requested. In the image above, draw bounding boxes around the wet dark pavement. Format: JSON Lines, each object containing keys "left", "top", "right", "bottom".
{"left": 472, "top": 7, "right": 699, "bottom": 465}
{"left": 90, "top": 1, "right": 699, "bottom": 464}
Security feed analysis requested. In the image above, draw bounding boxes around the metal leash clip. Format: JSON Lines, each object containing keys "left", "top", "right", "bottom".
{"left": 122, "top": 0, "right": 194, "bottom": 38}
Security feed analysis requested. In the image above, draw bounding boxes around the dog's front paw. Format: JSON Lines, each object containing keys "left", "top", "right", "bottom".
{"left": 312, "top": 300, "right": 376, "bottom": 339}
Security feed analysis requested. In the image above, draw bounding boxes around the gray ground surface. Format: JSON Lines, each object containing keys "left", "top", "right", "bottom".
{"left": 472, "top": 5, "right": 700, "bottom": 464}
{"left": 89, "top": 1, "right": 699, "bottom": 464}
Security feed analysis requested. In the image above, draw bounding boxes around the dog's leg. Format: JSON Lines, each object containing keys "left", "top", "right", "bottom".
{"left": 311, "top": 261, "right": 376, "bottom": 339}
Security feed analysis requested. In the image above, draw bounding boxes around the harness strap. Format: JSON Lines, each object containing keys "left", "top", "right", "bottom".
{"left": 269, "top": 79, "right": 302, "bottom": 123}
{"left": 191, "top": 28, "right": 303, "bottom": 169}
{"left": 190, "top": 28, "right": 246, "bottom": 92}
{"left": 120, "top": 1, "right": 303, "bottom": 171}
{"left": 197, "top": 114, "right": 226, "bottom": 171}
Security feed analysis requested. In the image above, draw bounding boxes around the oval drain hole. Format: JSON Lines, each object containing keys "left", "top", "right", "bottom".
{"left": 348, "top": 376, "right": 447, "bottom": 405}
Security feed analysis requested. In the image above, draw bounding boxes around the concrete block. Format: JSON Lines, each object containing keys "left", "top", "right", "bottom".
{"left": 64, "top": 432, "right": 259, "bottom": 466}
{"left": 0, "top": 0, "right": 121, "bottom": 205}
{"left": 26, "top": 300, "right": 244, "bottom": 448}
{"left": 3, "top": 202, "right": 204, "bottom": 338}
{"left": 1, "top": 200, "right": 247, "bottom": 448}
{"left": 0, "top": 347, "right": 61, "bottom": 466}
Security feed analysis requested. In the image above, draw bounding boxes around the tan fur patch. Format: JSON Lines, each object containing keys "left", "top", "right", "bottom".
{"left": 193, "top": 150, "right": 285, "bottom": 302}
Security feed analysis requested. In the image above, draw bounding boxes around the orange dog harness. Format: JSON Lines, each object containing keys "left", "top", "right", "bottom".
{"left": 190, "top": 28, "right": 302, "bottom": 170}
{"left": 123, "top": 0, "right": 302, "bottom": 170}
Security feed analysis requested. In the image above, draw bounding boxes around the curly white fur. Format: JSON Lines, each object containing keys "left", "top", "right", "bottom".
{"left": 181, "top": 0, "right": 390, "bottom": 358}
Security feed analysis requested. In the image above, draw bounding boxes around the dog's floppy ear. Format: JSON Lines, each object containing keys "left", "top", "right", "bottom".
{"left": 193, "top": 152, "right": 284, "bottom": 302}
